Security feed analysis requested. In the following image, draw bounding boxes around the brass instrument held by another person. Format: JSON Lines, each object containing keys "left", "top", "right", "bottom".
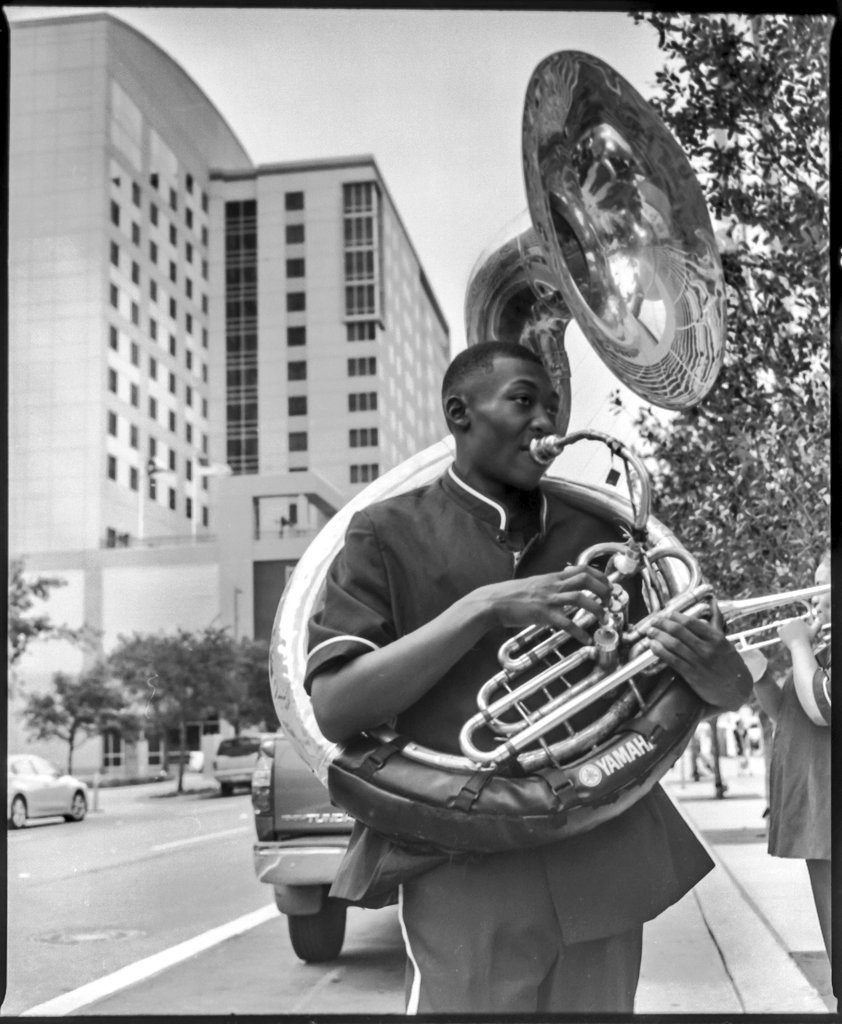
{"left": 722, "top": 586, "right": 831, "bottom": 654}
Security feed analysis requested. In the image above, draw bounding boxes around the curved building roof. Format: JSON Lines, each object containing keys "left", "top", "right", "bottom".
{"left": 11, "top": 11, "right": 253, "bottom": 173}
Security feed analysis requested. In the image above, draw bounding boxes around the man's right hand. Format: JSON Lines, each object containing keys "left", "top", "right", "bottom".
{"left": 481, "top": 565, "right": 612, "bottom": 645}
{"left": 312, "top": 565, "right": 612, "bottom": 743}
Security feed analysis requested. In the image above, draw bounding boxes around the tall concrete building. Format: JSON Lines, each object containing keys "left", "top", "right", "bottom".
{"left": 8, "top": 13, "right": 450, "bottom": 776}
{"left": 9, "top": 13, "right": 253, "bottom": 555}
{"left": 210, "top": 160, "right": 449, "bottom": 497}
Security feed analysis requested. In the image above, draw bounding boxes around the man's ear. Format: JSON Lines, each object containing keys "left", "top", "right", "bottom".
{"left": 443, "top": 393, "right": 470, "bottom": 432}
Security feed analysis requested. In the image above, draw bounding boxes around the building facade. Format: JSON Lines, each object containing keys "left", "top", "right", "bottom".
{"left": 8, "top": 13, "right": 450, "bottom": 778}
{"left": 9, "top": 14, "right": 254, "bottom": 556}
{"left": 209, "top": 160, "right": 450, "bottom": 497}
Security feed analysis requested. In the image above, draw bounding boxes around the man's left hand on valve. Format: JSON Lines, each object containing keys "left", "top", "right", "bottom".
{"left": 644, "top": 606, "right": 752, "bottom": 710}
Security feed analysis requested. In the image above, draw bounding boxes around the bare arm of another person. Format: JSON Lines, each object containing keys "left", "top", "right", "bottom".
{"left": 739, "top": 648, "right": 784, "bottom": 723}
{"left": 310, "top": 565, "right": 611, "bottom": 743}
{"left": 778, "top": 617, "right": 830, "bottom": 726}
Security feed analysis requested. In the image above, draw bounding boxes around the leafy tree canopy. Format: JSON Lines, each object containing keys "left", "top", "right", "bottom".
{"left": 8, "top": 558, "right": 89, "bottom": 666}
{"left": 108, "top": 626, "right": 239, "bottom": 732}
{"left": 108, "top": 627, "right": 242, "bottom": 789}
{"left": 620, "top": 13, "right": 831, "bottom": 602}
{"left": 224, "top": 637, "right": 277, "bottom": 734}
{"left": 22, "top": 664, "right": 140, "bottom": 774}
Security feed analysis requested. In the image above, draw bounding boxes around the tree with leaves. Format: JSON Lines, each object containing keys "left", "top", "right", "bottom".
{"left": 107, "top": 626, "right": 239, "bottom": 792}
{"left": 22, "top": 663, "right": 140, "bottom": 774}
{"left": 622, "top": 13, "right": 831, "bottom": 603}
{"left": 7, "top": 558, "right": 87, "bottom": 667}
{"left": 228, "top": 637, "right": 278, "bottom": 734}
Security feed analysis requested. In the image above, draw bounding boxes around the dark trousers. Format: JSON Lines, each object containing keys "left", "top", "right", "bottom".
{"left": 398, "top": 850, "right": 643, "bottom": 1014}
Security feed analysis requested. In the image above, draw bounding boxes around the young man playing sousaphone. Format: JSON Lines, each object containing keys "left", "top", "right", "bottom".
{"left": 305, "top": 342, "right": 751, "bottom": 1014}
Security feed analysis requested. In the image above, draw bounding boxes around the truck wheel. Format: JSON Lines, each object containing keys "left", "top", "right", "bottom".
{"left": 287, "top": 897, "right": 347, "bottom": 962}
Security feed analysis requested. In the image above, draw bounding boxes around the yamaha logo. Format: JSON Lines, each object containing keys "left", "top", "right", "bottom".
{"left": 577, "top": 734, "right": 657, "bottom": 789}
{"left": 578, "top": 763, "right": 603, "bottom": 788}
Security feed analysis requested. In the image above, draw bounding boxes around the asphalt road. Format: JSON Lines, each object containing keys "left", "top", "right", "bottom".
{"left": 4, "top": 778, "right": 387, "bottom": 1016}
{"left": 5, "top": 765, "right": 831, "bottom": 1015}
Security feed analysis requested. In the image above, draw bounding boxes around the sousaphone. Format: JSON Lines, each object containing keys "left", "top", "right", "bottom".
{"left": 269, "top": 51, "right": 728, "bottom": 854}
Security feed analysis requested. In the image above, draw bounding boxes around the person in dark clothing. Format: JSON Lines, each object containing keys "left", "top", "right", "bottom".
{"left": 307, "top": 342, "right": 752, "bottom": 1013}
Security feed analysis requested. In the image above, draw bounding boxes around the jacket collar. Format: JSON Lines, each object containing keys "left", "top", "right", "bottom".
{"left": 442, "top": 464, "right": 549, "bottom": 535}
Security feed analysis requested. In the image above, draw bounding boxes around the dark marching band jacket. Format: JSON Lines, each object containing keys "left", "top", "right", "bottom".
{"left": 305, "top": 466, "right": 714, "bottom": 943}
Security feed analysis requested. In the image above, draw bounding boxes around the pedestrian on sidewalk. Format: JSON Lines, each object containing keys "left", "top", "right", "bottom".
{"left": 688, "top": 726, "right": 713, "bottom": 781}
{"left": 733, "top": 716, "right": 750, "bottom": 774}
{"left": 746, "top": 550, "right": 831, "bottom": 964}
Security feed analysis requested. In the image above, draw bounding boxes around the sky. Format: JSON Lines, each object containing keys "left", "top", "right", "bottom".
{"left": 6, "top": 5, "right": 670, "bottom": 457}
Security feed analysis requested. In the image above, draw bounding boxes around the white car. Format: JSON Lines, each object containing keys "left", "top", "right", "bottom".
{"left": 213, "top": 733, "right": 275, "bottom": 795}
{"left": 7, "top": 754, "right": 89, "bottom": 829}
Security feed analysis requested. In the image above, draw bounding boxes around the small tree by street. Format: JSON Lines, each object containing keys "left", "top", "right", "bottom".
{"left": 108, "top": 626, "right": 239, "bottom": 792}
{"left": 21, "top": 664, "right": 140, "bottom": 775}
{"left": 8, "top": 558, "right": 95, "bottom": 668}
{"left": 229, "top": 637, "right": 278, "bottom": 734}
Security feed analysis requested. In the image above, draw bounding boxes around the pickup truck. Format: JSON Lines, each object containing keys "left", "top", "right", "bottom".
{"left": 251, "top": 733, "right": 354, "bottom": 962}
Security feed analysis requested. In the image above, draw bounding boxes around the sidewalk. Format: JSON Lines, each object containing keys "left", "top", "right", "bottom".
{"left": 88, "top": 770, "right": 220, "bottom": 812}
{"left": 636, "top": 753, "right": 835, "bottom": 1014}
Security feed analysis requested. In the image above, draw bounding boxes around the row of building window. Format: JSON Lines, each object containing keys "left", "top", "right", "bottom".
{"left": 346, "top": 285, "right": 376, "bottom": 317}
{"left": 349, "top": 428, "right": 378, "bottom": 447}
{"left": 286, "top": 360, "right": 379, "bottom": 385}
{"left": 107, "top": 409, "right": 208, "bottom": 461}
{"left": 131, "top": 163, "right": 208, "bottom": 212}
{"left": 109, "top": 283, "right": 207, "bottom": 348}
{"left": 115, "top": 171, "right": 208, "bottom": 225}
{"left": 109, "top": 325, "right": 206, "bottom": 382}
{"left": 227, "top": 433, "right": 258, "bottom": 472}
{"left": 110, "top": 237, "right": 208, "bottom": 299}
{"left": 281, "top": 322, "right": 378, "bottom": 351}
{"left": 347, "top": 322, "right": 377, "bottom": 341}
{"left": 348, "top": 357, "right": 377, "bottom": 377}
{"left": 348, "top": 391, "right": 378, "bottom": 411}
{"left": 110, "top": 197, "right": 209, "bottom": 258}
{"left": 285, "top": 392, "right": 378, "bottom": 416}
{"left": 108, "top": 365, "right": 202, "bottom": 412}
{"left": 284, "top": 429, "right": 379, "bottom": 452}
{"left": 344, "top": 182, "right": 375, "bottom": 214}
{"left": 280, "top": 464, "right": 380, "bottom": 485}
{"left": 225, "top": 199, "right": 259, "bottom": 475}
{"left": 281, "top": 201, "right": 306, "bottom": 458}
{"left": 350, "top": 464, "right": 379, "bottom": 484}
{"left": 343, "top": 183, "right": 380, "bottom": 322}
{"left": 106, "top": 455, "right": 208, "bottom": 522}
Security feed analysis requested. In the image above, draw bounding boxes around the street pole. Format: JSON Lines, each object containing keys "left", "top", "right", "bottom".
{"left": 233, "top": 586, "right": 242, "bottom": 640}
{"left": 195, "top": 458, "right": 233, "bottom": 542}
{"left": 139, "top": 460, "right": 177, "bottom": 545}
{"left": 191, "top": 472, "right": 198, "bottom": 540}
{"left": 137, "top": 477, "right": 144, "bottom": 544}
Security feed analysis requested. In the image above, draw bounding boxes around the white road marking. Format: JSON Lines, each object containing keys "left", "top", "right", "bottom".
{"left": 20, "top": 903, "right": 278, "bottom": 1017}
{"left": 150, "top": 825, "right": 250, "bottom": 851}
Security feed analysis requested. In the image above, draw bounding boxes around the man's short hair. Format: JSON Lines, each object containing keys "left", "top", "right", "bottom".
{"left": 441, "top": 342, "right": 545, "bottom": 399}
